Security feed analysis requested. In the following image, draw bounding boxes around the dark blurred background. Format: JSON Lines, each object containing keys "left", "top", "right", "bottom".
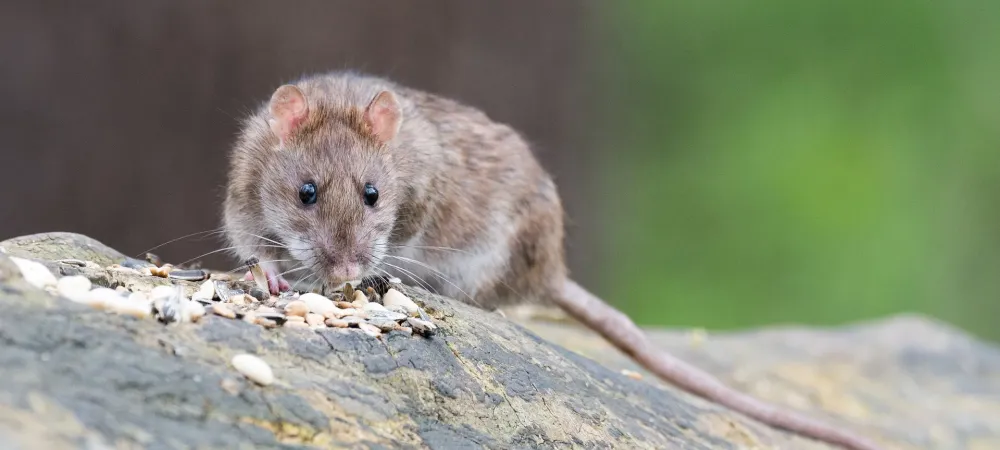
{"left": 2, "top": 1, "right": 998, "bottom": 341}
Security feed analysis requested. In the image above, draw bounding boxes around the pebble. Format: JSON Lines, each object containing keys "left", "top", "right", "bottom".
{"left": 358, "top": 322, "right": 382, "bottom": 338}
{"left": 212, "top": 303, "right": 237, "bottom": 319}
{"left": 382, "top": 289, "right": 419, "bottom": 316}
{"left": 363, "top": 302, "right": 387, "bottom": 313}
{"left": 231, "top": 354, "right": 274, "bottom": 386}
{"left": 10, "top": 257, "right": 57, "bottom": 289}
{"left": 335, "top": 301, "right": 353, "bottom": 309}
{"left": 300, "top": 293, "right": 336, "bottom": 315}
{"left": 325, "top": 318, "right": 349, "bottom": 328}
{"left": 284, "top": 320, "right": 309, "bottom": 329}
{"left": 283, "top": 300, "right": 308, "bottom": 317}
{"left": 285, "top": 315, "right": 305, "bottom": 323}
{"left": 56, "top": 275, "right": 92, "bottom": 303}
{"left": 305, "top": 313, "right": 324, "bottom": 327}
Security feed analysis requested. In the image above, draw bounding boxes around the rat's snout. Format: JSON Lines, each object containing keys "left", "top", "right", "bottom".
{"left": 316, "top": 244, "right": 363, "bottom": 282}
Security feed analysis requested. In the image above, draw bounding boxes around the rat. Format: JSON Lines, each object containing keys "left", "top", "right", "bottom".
{"left": 221, "top": 71, "right": 882, "bottom": 450}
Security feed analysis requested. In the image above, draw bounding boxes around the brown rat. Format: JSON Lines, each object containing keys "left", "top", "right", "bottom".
{"left": 221, "top": 71, "right": 882, "bottom": 450}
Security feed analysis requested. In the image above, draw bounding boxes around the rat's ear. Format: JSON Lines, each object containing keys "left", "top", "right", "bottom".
{"left": 268, "top": 85, "right": 309, "bottom": 144}
{"left": 363, "top": 90, "right": 402, "bottom": 143}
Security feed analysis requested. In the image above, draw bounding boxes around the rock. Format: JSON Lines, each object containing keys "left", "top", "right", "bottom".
{"left": 382, "top": 288, "right": 419, "bottom": 316}
{"left": 357, "top": 322, "right": 381, "bottom": 338}
{"left": 56, "top": 275, "right": 92, "bottom": 302}
{"left": 0, "top": 232, "right": 125, "bottom": 267}
{"left": 230, "top": 354, "right": 274, "bottom": 386}
{"left": 0, "top": 232, "right": 996, "bottom": 449}
{"left": 9, "top": 257, "right": 57, "bottom": 289}
{"left": 299, "top": 293, "right": 335, "bottom": 316}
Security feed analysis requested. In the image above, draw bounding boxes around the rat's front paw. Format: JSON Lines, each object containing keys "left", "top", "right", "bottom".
{"left": 245, "top": 270, "right": 292, "bottom": 295}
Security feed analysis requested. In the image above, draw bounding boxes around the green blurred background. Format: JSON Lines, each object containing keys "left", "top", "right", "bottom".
{"left": 593, "top": 1, "right": 1000, "bottom": 341}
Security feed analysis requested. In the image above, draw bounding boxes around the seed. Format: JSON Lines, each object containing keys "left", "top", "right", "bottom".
{"left": 284, "top": 320, "right": 309, "bottom": 329}
{"left": 299, "top": 293, "right": 335, "bottom": 315}
{"left": 353, "top": 291, "right": 368, "bottom": 304}
{"left": 108, "top": 294, "right": 153, "bottom": 319}
{"left": 150, "top": 285, "right": 178, "bottom": 301}
{"left": 230, "top": 294, "right": 250, "bottom": 306}
{"left": 363, "top": 302, "right": 387, "bottom": 312}
{"left": 406, "top": 317, "right": 437, "bottom": 335}
{"left": 395, "top": 326, "right": 413, "bottom": 336}
{"left": 335, "top": 301, "right": 353, "bottom": 309}
{"left": 342, "top": 283, "right": 355, "bottom": 303}
{"left": 246, "top": 257, "right": 269, "bottom": 294}
{"left": 323, "top": 308, "right": 360, "bottom": 319}
{"left": 367, "top": 309, "right": 407, "bottom": 322}
{"left": 283, "top": 300, "right": 308, "bottom": 317}
{"left": 325, "top": 318, "right": 349, "bottom": 328}
{"left": 620, "top": 369, "right": 643, "bottom": 380}
{"left": 285, "top": 315, "right": 305, "bottom": 323}
{"left": 382, "top": 289, "right": 419, "bottom": 316}
{"left": 220, "top": 378, "right": 241, "bottom": 395}
{"left": 254, "top": 317, "right": 278, "bottom": 328}
{"left": 231, "top": 354, "right": 274, "bottom": 386}
{"left": 358, "top": 322, "right": 381, "bottom": 338}
{"left": 10, "top": 257, "right": 57, "bottom": 289}
{"left": 80, "top": 287, "right": 120, "bottom": 310}
{"left": 168, "top": 269, "right": 208, "bottom": 281}
{"left": 305, "top": 313, "right": 324, "bottom": 327}
{"left": 212, "top": 303, "right": 237, "bottom": 319}
{"left": 56, "top": 275, "right": 92, "bottom": 303}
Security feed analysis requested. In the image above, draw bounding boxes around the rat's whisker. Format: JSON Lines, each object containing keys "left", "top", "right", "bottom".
{"left": 382, "top": 255, "right": 477, "bottom": 305}
{"left": 134, "top": 228, "right": 226, "bottom": 257}
{"left": 176, "top": 245, "right": 291, "bottom": 268}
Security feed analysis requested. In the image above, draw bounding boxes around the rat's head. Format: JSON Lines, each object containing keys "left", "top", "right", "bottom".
{"left": 224, "top": 82, "right": 403, "bottom": 285}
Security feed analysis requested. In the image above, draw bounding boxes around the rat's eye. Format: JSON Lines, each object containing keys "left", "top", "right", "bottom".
{"left": 299, "top": 182, "right": 318, "bottom": 205}
{"left": 363, "top": 183, "right": 379, "bottom": 207}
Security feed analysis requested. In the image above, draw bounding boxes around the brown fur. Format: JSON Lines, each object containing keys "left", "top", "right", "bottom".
{"left": 222, "top": 71, "right": 881, "bottom": 450}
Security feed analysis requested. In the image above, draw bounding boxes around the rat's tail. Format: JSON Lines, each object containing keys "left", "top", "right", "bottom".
{"left": 557, "top": 279, "right": 883, "bottom": 450}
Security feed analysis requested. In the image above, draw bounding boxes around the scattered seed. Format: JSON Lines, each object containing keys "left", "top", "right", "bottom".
{"left": 340, "top": 316, "right": 363, "bottom": 327}
{"left": 382, "top": 289, "right": 419, "bottom": 316}
{"left": 140, "top": 268, "right": 153, "bottom": 276}
{"left": 285, "top": 315, "right": 305, "bottom": 323}
{"left": 10, "top": 257, "right": 57, "bottom": 289}
{"left": 231, "top": 354, "right": 274, "bottom": 386}
{"left": 363, "top": 302, "right": 387, "bottom": 313}
{"left": 209, "top": 272, "right": 234, "bottom": 281}
{"left": 220, "top": 378, "right": 241, "bottom": 395}
{"left": 56, "top": 275, "right": 92, "bottom": 303}
{"left": 169, "top": 269, "right": 208, "bottom": 281}
{"left": 115, "top": 285, "right": 129, "bottom": 294}
{"left": 406, "top": 317, "right": 437, "bottom": 336}
{"left": 358, "top": 322, "right": 381, "bottom": 338}
{"left": 305, "top": 313, "right": 324, "bottom": 327}
{"left": 388, "top": 277, "right": 401, "bottom": 284}
{"left": 395, "top": 326, "right": 413, "bottom": 336}
{"left": 149, "top": 285, "right": 177, "bottom": 301}
{"left": 212, "top": 303, "right": 237, "bottom": 319}
{"left": 323, "top": 308, "right": 361, "bottom": 319}
{"left": 335, "top": 301, "right": 353, "bottom": 309}
{"left": 246, "top": 257, "right": 269, "bottom": 294}
{"left": 56, "top": 259, "right": 88, "bottom": 267}
{"left": 620, "top": 369, "right": 643, "bottom": 380}
{"left": 283, "top": 300, "right": 308, "bottom": 317}
{"left": 145, "top": 252, "right": 164, "bottom": 266}
{"left": 79, "top": 287, "right": 119, "bottom": 309}
{"left": 186, "top": 301, "right": 207, "bottom": 322}
{"left": 365, "top": 287, "right": 378, "bottom": 302}
{"left": 128, "top": 292, "right": 150, "bottom": 303}
{"left": 325, "top": 318, "right": 349, "bottom": 328}
{"left": 242, "top": 312, "right": 258, "bottom": 324}
{"left": 108, "top": 294, "right": 153, "bottom": 319}
{"left": 353, "top": 290, "right": 368, "bottom": 304}
{"left": 254, "top": 317, "right": 278, "bottom": 328}
{"left": 299, "top": 293, "right": 336, "bottom": 315}
{"left": 249, "top": 287, "right": 269, "bottom": 303}
{"left": 284, "top": 320, "right": 309, "bottom": 329}
{"left": 230, "top": 294, "right": 250, "bottom": 306}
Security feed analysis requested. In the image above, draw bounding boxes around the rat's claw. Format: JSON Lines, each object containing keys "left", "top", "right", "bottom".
{"left": 244, "top": 270, "right": 291, "bottom": 295}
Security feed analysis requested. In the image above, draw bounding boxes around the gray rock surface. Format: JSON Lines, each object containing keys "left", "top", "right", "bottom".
{"left": 0, "top": 232, "right": 997, "bottom": 449}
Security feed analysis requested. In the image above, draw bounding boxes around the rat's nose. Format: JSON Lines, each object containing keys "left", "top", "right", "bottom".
{"left": 319, "top": 247, "right": 340, "bottom": 266}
